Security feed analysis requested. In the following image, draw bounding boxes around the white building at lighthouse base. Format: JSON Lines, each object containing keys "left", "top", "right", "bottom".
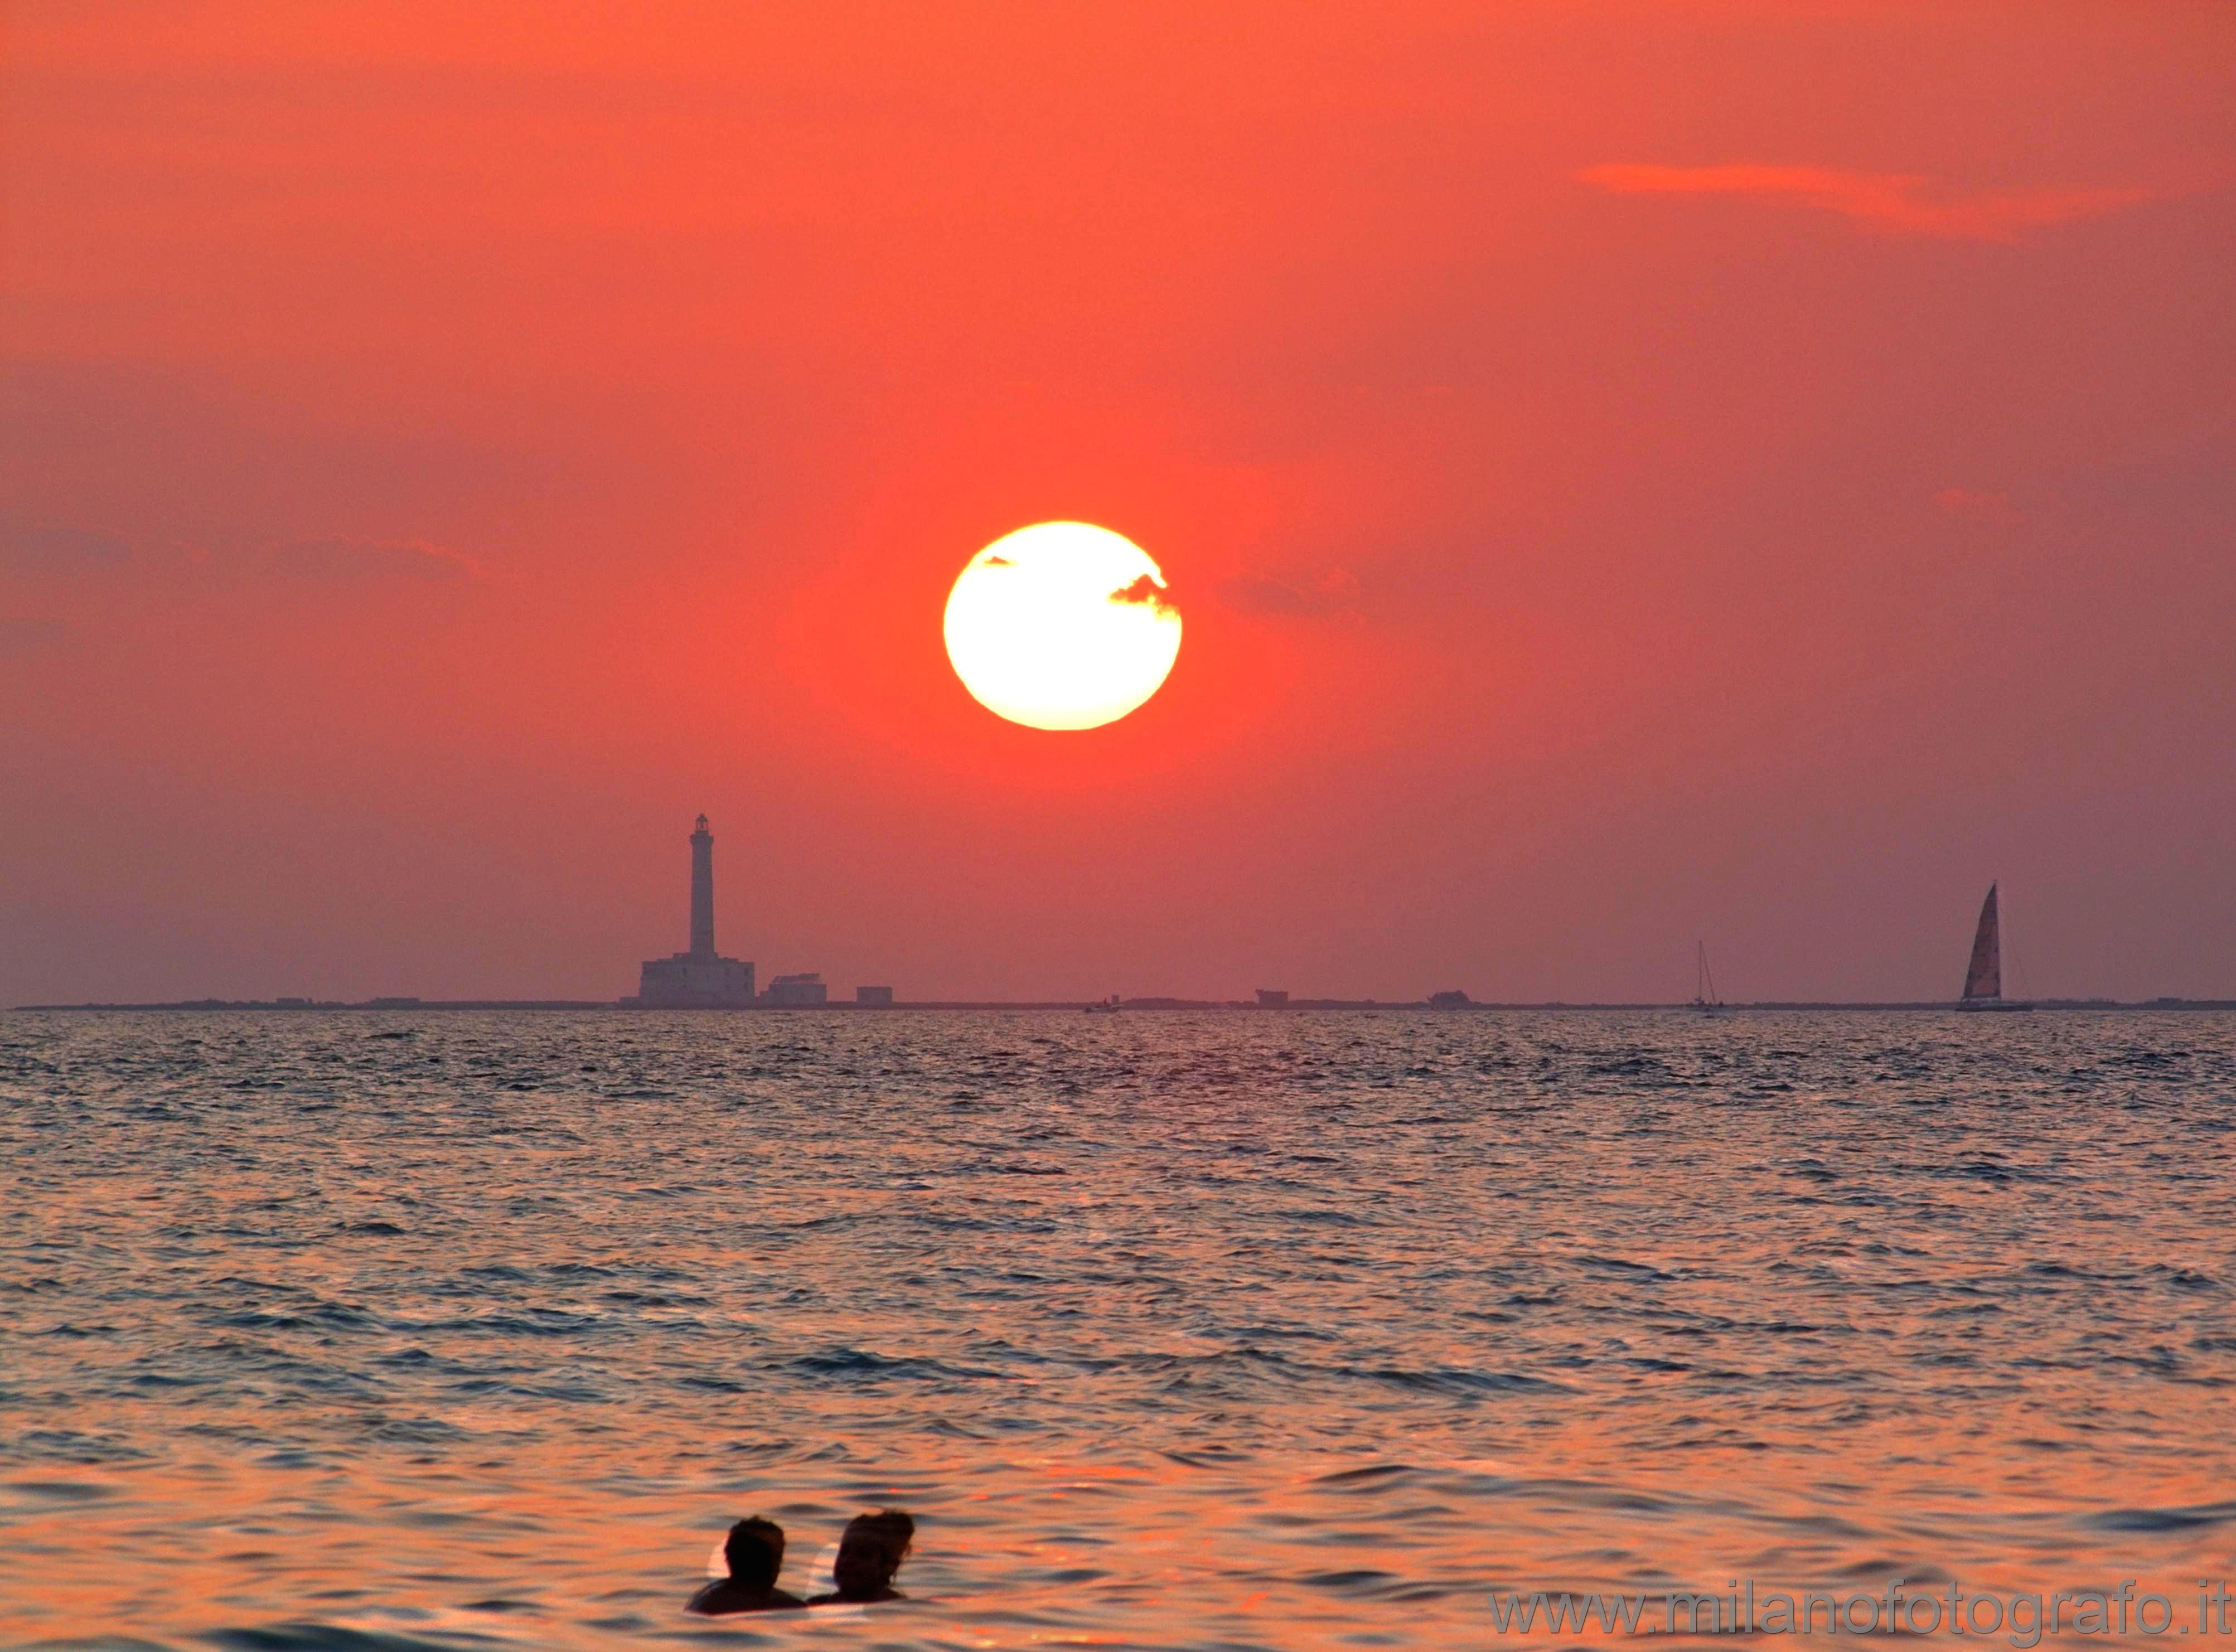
{"left": 630, "top": 953, "right": 754, "bottom": 1007}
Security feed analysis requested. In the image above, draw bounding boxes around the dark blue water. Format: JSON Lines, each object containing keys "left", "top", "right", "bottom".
{"left": 3, "top": 1010, "right": 2232, "bottom": 1649}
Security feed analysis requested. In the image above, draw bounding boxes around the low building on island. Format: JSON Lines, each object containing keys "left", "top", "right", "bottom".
{"left": 764, "top": 972, "right": 827, "bottom": 1006}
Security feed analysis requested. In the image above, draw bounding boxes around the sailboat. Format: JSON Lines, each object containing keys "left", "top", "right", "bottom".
{"left": 1691, "top": 942, "right": 1725, "bottom": 1014}
{"left": 1957, "top": 883, "right": 2032, "bottom": 1012}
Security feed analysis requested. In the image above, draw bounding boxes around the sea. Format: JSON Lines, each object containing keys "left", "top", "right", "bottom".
{"left": 2, "top": 1009, "right": 2232, "bottom": 1651}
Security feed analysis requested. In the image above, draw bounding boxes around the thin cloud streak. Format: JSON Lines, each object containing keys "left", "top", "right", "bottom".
{"left": 1221, "top": 568, "right": 1361, "bottom": 620}
{"left": 0, "top": 616, "right": 70, "bottom": 655}
{"left": 277, "top": 536, "right": 488, "bottom": 581}
{"left": 1579, "top": 163, "right": 2162, "bottom": 243}
{"left": 1, "top": 521, "right": 133, "bottom": 571}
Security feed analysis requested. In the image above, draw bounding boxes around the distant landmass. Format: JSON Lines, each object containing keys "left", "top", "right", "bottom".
{"left": 15, "top": 996, "right": 2234, "bottom": 1012}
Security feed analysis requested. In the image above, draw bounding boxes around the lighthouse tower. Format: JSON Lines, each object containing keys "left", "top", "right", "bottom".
{"left": 629, "top": 814, "right": 755, "bottom": 1006}
{"left": 689, "top": 813, "right": 716, "bottom": 956}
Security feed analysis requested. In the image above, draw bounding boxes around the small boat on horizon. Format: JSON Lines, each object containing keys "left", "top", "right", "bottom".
{"left": 1691, "top": 941, "right": 1725, "bottom": 1015}
{"left": 1083, "top": 994, "right": 1122, "bottom": 1014}
{"left": 1958, "top": 883, "right": 2032, "bottom": 1012}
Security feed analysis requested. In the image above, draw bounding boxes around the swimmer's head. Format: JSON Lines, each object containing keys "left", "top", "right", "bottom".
{"left": 723, "top": 1517, "right": 786, "bottom": 1587}
{"left": 831, "top": 1510, "right": 914, "bottom": 1598}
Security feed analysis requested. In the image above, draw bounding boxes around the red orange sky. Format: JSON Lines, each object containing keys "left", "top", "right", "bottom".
{"left": 4, "top": 1, "right": 2232, "bottom": 1005}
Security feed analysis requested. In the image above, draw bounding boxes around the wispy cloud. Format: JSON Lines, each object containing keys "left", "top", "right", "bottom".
{"left": 1221, "top": 567, "right": 1361, "bottom": 619}
{"left": 3, "top": 521, "right": 487, "bottom": 584}
{"left": 268, "top": 536, "right": 487, "bottom": 581}
{"left": 1, "top": 521, "right": 131, "bottom": 571}
{"left": 0, "top": 616, "right": 70, "bottom": 655}
{"left": 228, "top": 539, "right": 485, "bottom": 585}
{"left": 1578, "top": 164, "right": 2159, "bottom": 243}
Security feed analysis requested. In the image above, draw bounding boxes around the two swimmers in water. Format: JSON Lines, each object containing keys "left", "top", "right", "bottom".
{"left": 685, "top": 1509, "right": 915, "bottom": 1615}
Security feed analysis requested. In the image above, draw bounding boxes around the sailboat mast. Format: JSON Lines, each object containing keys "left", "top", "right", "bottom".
{"left": 1693, "top": 941, "right": 1720, "bottom": 1009}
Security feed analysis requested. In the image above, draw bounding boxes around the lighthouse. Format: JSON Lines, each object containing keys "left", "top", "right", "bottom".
{"left": 628, "top": 815, "right": 755, "bottom": 1006}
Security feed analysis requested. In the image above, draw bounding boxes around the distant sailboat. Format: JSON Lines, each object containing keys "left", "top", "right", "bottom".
{"left": 1958, "top": 883, "right": 2032, "bottom": 1012}
{"left": 1691, "top": 942, "right": 1725, "bottom": 1014}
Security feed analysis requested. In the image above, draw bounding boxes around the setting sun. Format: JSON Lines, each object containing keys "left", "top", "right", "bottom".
{"left": 942, "top": 522, "right": 1182, "bottom": 731}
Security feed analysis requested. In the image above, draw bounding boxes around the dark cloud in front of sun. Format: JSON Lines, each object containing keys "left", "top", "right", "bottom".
{"left": 1109, "top": 573, "right": 1178, "bottom": 616}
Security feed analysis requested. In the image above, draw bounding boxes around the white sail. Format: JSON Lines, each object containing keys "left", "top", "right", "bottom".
{"left": 1961, "top": 884, "right": 2002, "bottom": 1002}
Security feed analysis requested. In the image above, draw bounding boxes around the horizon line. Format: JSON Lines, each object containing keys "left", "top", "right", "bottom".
{"left": 12, "top": 996, "right": 2230, "bottom": 1014}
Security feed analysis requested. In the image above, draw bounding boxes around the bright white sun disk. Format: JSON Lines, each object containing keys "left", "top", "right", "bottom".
{"left": 943, "top": 522, "right": 1181, "bottom": 731}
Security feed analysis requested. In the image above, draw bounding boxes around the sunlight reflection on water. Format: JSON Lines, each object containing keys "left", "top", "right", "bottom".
{"left": 2, "top": 1009, "right": 2233, "bottom": 1649}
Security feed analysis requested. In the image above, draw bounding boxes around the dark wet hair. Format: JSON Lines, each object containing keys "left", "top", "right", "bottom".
{"left": 844, "top": 1509, "right": 915, "bottom": 1578}
{"left": 724, "top": 1517, "right": 786, "bottom": 1587}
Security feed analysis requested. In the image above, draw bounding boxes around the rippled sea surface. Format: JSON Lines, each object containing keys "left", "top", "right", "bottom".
{"left": 3, "top": 1010, "right": 2234, "bottom": 1650}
